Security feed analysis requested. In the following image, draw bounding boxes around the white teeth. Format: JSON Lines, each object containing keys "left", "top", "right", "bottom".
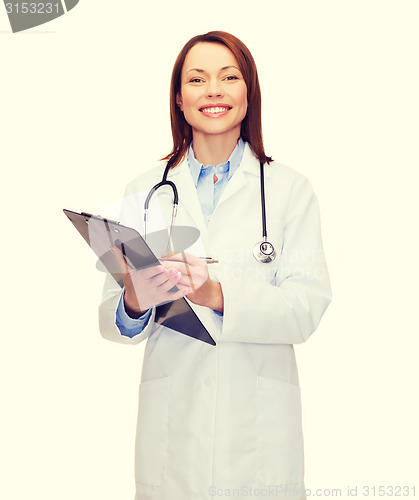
{"left": 201, "top": 107, "right": 229, "bottom": 114}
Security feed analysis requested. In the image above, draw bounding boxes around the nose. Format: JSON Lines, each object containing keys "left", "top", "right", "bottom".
{"left": 207, "top": 90, "right": 222, "bottom": 97}
{"left": 206, "top": 80, "right": 223, "bottom": 97}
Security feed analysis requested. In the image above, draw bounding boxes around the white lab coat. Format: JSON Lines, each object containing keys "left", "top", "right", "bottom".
{"left": 99, "top": 143, "right": 332, "bottom": 500}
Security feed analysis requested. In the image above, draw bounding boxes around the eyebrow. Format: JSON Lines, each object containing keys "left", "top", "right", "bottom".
{"left": 185, "top": 65, "right": 240, "bottom": 75}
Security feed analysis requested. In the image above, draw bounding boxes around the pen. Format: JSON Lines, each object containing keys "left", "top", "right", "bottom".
{"left": 162, "top": 252, "right": 219, "bottom": 264}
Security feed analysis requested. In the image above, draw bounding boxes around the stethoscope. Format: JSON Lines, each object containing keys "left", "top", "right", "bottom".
{"left": 144, "top": 159, "right": 276, "bottom": 264}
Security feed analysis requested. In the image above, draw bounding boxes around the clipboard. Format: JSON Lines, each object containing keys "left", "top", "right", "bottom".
{"left": 63, "top": 209, "right": 216, "bottom": 346}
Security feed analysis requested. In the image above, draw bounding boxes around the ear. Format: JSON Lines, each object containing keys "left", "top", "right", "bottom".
{"left": 176, "top": 92, "right": 183, "bottom": 111}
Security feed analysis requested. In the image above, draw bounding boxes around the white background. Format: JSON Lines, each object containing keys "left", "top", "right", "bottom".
{"left": 1, "top": 1, "right": 418, "bottom": 498}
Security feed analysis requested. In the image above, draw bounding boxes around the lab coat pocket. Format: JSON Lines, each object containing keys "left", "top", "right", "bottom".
{"left": 135, "top": 376, "right": 170, "bottom": 487}
{"left": 257, "top": 376, "right": 304, "bottom": 485}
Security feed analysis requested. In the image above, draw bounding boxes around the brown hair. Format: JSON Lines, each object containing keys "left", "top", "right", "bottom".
{"left": 160, "top": 31, "right": 272, "bottom": 168}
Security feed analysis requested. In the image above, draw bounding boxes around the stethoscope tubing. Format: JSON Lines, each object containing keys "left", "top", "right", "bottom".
{"left": 259, "top": 160, "right": 267, "bottom": 240}
{"left": 144, "top": 158, "right": 276, "bottom": 263}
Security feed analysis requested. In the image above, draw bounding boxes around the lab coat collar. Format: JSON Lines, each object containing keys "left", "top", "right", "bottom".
{"left": 163, "top": 142, "right": 273, "bottom": 237}
{"left": 167, "top": 142, "right": 273, "bottom": 180}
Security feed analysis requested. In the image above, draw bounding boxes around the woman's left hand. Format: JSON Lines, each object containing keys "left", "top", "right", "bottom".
{"left": 160, "top": 252, "right": 224, "bottom": 313}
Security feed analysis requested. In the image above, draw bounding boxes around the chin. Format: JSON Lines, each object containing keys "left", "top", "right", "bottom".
{"left": 196, "top": 123, "right": 240, "bottom": 137}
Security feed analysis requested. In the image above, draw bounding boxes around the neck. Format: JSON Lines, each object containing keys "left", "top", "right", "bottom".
{"left": 191, "top": 129, "right": 240, "bottom": 167}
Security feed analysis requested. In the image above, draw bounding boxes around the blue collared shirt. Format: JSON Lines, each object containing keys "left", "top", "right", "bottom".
{"left": 187, "top": 137, "right": 245, "bottom": 226}
{"left": 116, "top": 138, "right": 246, "bottom": 337}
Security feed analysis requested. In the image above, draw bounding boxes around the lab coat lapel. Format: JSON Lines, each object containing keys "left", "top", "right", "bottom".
{"left": 164, "top": 158, "right": 220, "bottom": 342}
{"left": 165, "top": 157, "right": 210, "bottom": 247}
{"left": 211, "top": 142, "right": 272, "bottom": 212}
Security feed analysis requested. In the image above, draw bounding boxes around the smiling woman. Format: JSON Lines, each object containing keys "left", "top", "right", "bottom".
{"left": 162, "top": 31, "right": 272, "bottom": 171}
{"left": 99, "top": 31, "right": 332, "bottom": 500}
{"left": 176, "top": 43, "right": 248, "bottom": 152}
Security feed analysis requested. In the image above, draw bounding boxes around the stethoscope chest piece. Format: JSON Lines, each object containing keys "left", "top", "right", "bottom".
{"left": 253, "top": 240, "right": 276, "bottom": 263}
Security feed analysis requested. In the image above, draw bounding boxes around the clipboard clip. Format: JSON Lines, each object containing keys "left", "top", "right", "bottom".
{"left": 81, "top": 212, "right": 121, "bottom": 226}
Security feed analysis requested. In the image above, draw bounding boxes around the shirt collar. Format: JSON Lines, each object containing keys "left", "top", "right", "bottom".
{"left": 187, "top": 137, "right": 246, "bottom": 187}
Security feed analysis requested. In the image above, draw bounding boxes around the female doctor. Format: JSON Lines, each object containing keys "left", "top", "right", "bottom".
{"left": 99, "top": 31, "right": 332, "bottom": 500}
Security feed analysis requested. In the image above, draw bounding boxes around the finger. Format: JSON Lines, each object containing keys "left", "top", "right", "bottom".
{"left": 160, "top": 251, "right": 198, "bottom": 263}
{"left": 156, "top": 271, "right": 184, "bottom": 292}
{"left": 159, "top": 260, "right": 186, "bottom": 273}
{"left": 160, "top": 252, "right": 184, "bottom": 262}
{"left": 149, "top": 268, "right": 181, "bottom": 287}
{"left": 181, "top": 252, "right": 202, "bottom": 266}
{"left": 161, "top": 257, "right": 199, "bottom": 292}
{"left": 162, "top": 252, "right": 204, "bottom": 269}
{"left": 110, "top": 245, "right": 132, "bottom": 274}
{"left": 160, "top": 260, "right": 193, "bottom": 289}
{"left": 140, "top": 264, "right": 165, "bottom": 280}
{"left": 179, "top": 252, "right": 196, "bottom": 292}
{"left": 175, "top": 275, "right": 197, "bottom": 288}
{"left": 161, "top": 286, "right": 192, "bottom": 302}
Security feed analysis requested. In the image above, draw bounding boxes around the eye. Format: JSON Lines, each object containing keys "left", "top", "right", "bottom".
{"left": 224, "top": 75, "right": 239, "bottom": 81}
{"left": 189, "top": 77, "right": 204, "bottom": 83}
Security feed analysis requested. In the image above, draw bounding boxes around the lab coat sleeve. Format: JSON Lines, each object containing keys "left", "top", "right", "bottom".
{"left": 98, "top": 180, "right": 159, "bottom": 345}
{"left": 219, "top": 176, "right": 332, "bottom": 344}
{"left": 115, "top": 290, "right": 153, "bottom": 338}
{"left": 99, "top": 272, "right": 157, "bottom": 345}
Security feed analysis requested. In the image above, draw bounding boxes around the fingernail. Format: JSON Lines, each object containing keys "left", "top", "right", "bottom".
{"left": 109, "top": 246, "right": 114, "bottom": 253}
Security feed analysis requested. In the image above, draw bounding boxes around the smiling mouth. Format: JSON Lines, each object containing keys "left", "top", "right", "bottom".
{"left": 200, "top": 106, "right": 232, "bottom": 114}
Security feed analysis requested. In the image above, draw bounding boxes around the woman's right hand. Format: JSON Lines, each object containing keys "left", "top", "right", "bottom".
{"left": 110, "top": 245, "right": 189, "bottom": 318}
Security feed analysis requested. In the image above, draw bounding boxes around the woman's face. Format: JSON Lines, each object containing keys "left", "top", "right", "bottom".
{"left": 176, "top": 42, "right": 248, "bottom": 140}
